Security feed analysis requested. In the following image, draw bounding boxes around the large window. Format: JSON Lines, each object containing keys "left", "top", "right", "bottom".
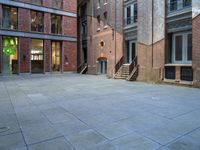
{"left": 51, "top": 15, "right": 62, "bottom": 34}
{"left": 124, "top": 3, "right": 137, "bottom": 26}
{"left": 2, "top": 6, "right": 17, "bottom": 30}
{"left": 172, "top": 32, "right": 192, "bottom": 64}
{"left": 52, "top": 0, "right": 63, "bottom": 9}
{"left": 31, "top": 11, "right": 44, "bottom": 32}
{"left": 169, "top": 0, "right": 191, "bottom": 12}
{"left": 31, "top": 39, "right": 44, "bottom": 73}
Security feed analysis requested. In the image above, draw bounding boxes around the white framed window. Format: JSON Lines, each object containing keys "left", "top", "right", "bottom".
{"left": 172, "top": 32, "right": 192, "bottom": 64}
{"left": 169, "top": 0, "right": 191, "bottom": 12}
{"left": 124, "top": 2, "right": 137, "bottom": 26}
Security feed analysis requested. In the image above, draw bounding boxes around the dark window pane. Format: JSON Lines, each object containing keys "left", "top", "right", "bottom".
{"left": 187, "top": 34, "right": 192, "bottom": 61}
{"left": 175, "top": 35, "right": 182, "bottom": 61}
{"left": 31, "top": 11, "right": 44, "bottom": 32}
{"left": 134, "top": 3, "right": 137, "bottom": 22}
{"left": 183, "top": 0, "right": 191, "bottom": 7}
{"left": 2, "top": 6, "right": 17, "bottom": 30}
{"left": 51, "top": 15, "right": 62, "bottom": 34}
{"left": 170, "top": 0, "right": 177, "bottom": 11}
{"left": 181, "top": 67, "right": 193, "bottom": 81}
{"left": 165, "top": 66, "right": 175, "bottom": 79}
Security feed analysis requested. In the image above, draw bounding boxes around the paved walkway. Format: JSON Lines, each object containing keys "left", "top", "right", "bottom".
{"left": 0, "top": 73, "right": 200, "bottom": 150}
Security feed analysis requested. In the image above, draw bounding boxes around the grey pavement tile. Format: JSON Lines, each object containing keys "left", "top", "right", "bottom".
{"left": 96, "top": 132, "right": 161, "bottom": 150}
{"left": 66, "top": 129, "right": 107, "bottom": 150}
{"left": 160, "top": 129, "right": 200, "bottom": 150}
{"left": 28, "top": 137, "right": 74, "bottom": 150}
{"left": 0, "top": 133, "right": 26, "bottom": 150}
{"left": 51, "top": 120, "right": 90, "bottom": 136}
{"left": 21, "top": 122, "right": 61, "bottom": 145}
{"left": 96, "top": 122, "right": 132, "bottom": 140}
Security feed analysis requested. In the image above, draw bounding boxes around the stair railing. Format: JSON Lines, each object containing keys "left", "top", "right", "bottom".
{"left": 77, "top": 62, "right": 87, "bottom": 74}
{"left": 129, "top": 56, "right": 138, "bottom": 74}
{"left": 115, "top": 56, "right": 124, "bottom": 73}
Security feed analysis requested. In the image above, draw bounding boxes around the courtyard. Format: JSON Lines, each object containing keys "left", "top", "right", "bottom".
{"left": 0, "top": 73, "right": 200, "bottom": 150}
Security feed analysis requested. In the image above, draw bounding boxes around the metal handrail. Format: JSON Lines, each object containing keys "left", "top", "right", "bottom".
{"left": 115, "top": 56, "right": 124, "bottom": 73}
{"left": 129, "top": 56, "right": 137, "bottom": 74}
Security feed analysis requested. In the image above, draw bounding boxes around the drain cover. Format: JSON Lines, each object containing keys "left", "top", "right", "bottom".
{"left": 0, "top": 127, "right": 10, "bottom": 133}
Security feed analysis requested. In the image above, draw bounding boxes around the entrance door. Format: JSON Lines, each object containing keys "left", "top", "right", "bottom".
{"left": 126, "top": 41, "right": 136, "bottom": 64}
{"left": 99, "top": 59, "right": 107, "bottom": 74}
{"left": 52, "top": 41, "right": 61, "bottom": 72}
{"left": 2, "top": 36, "right": 18, "bottom": 74}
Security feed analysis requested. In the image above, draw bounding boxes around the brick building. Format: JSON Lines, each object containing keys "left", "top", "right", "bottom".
{"left": 0, "top": 0, "right": 77, "bottom": 74}
{"left": 78, "top": 0, "right": 200, "bottom": 87}
{"left": 78, "top": 0, "right": 123, "bottom": 77}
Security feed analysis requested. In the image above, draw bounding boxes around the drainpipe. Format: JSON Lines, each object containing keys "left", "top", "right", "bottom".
{"left": 152, "top": 0, "right": 154, "bottom": 68}
{"left": 114, "top": 0, "right": 117, "bottom": 72}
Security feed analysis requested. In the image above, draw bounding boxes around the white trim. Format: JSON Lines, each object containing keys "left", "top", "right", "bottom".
{"left": 172, "top": 31, "right": 192, "bottom": 64}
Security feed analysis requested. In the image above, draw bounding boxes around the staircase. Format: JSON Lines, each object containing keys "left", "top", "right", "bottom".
{"left": 114, "top": 56, "right": 139, "bottom": 81}
{"left": 114, "top": 64, "right": 130, "bottom": 79}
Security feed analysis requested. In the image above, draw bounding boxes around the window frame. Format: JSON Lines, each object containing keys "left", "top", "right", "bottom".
{"left": 31, "top": 10, "right": 44, "bottom": 33}
{"left": 2, "top": 5, "right": 18, "bottom": 30}
{"left": 172, "top": 32, "right": 192, "bottom": 64}
{"left": 124, "top": 2, "right": 137, "bottom": 26}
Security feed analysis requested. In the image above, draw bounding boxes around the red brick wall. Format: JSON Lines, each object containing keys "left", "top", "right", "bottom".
{"left": 137, "top": 39, "right": 165, "bottom": 82}
{"left": 63, "top": 16, "right": 77, "bottom": 37}
{"left": 44, "top": 13, "right": 51, "bottom": 34}
{"left": 18, "top": 8, "right": 30, "bottom": 32}
{"left": 20, "top": 38, "right": 30, "bottom": 73}
{"left": 0, "top": 36, "right": 2, "bottom": 73}
{"left": 63, "top": 0, "right": 77, "bottom": 13}
{"left": 43, "top": 0, "right": 52, "bottom": 7}
{"left": 44, "top": 40, "right": 51, "bottom": 72}
{"left": 63, "top": 41, "right": 77, "bottom": 71}
{"left": 193, "top": 14, "right": 200, "bottom": 86}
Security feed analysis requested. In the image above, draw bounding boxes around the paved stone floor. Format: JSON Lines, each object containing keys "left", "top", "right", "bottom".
{"left": 0, "top": 73, "right": 200, "bottom": 150}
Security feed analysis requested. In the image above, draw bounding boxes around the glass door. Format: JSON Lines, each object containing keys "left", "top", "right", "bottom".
{"left": 52, "top": 41, "right": 61, "bottom": 72}
{"left": 2, "top": 36, "right": 18, "bottom": 74}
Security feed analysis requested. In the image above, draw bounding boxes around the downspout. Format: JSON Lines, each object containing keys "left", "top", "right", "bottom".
{"left": 152, "top": 0, "right": 154, "bottom": 69}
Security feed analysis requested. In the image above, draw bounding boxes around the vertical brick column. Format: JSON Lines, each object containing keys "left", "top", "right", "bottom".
{"left": 175, "top": 66, "right": 181, "bottom": 82}
{"left": 193, "top": 14, "right": 200, "bottom": 86}
{"left": 0, "top": 36, "right": 2, "bottom": 73}
{"left": 63, "top": 0, "right": 77, "bottom": 13}
{"left": 63, "top": 16, "right": 77, "bottom": 36}
{"left": 44, "top": 40, "right": 51, "bottom": 72}
{"left": 63, "top": 41, "right": 77, "bottom": 72}
{"left": 44, "top": 13, "right": 51, "bottom": 34}
{"left": 20, "top": 38, "right": 30, "bottom": 73}
{"left": 18, "top": 8, "right": 30, "bottom": 32}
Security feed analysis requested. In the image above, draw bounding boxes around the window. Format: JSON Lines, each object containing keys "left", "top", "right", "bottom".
{"left": 97, "top": 0, "right": 100, "bottom": 8}
{"left": 103, "top": 12, "right": 108, "bottom": 27}
{"left": 51, "top": 15, "right": 62, "bottom": 34}
{"left": 52, "top": 0, "right": 63, "bottom": 9}
{"left": 31, "top": 39, "right": 44, "bottom": 73}
{"left": 169, "top": 0, "right": 191, "bottom": 12}
{"left": 172, "top": 32, "right": 192, "bottom": 64}
{"left": 97, "top": 15, "right": 100, "bottom": 31}
{"left": 31, "top": 11, "right": 44, "bottom": 32}
{"left": 2, "top": 6, "right": 17, "bottom": 30}
{"left": 124, "top": 3, "right": 137, "bottom": 26}
{"left": 31, "top": 0, "right": 42, "bottom": 5}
